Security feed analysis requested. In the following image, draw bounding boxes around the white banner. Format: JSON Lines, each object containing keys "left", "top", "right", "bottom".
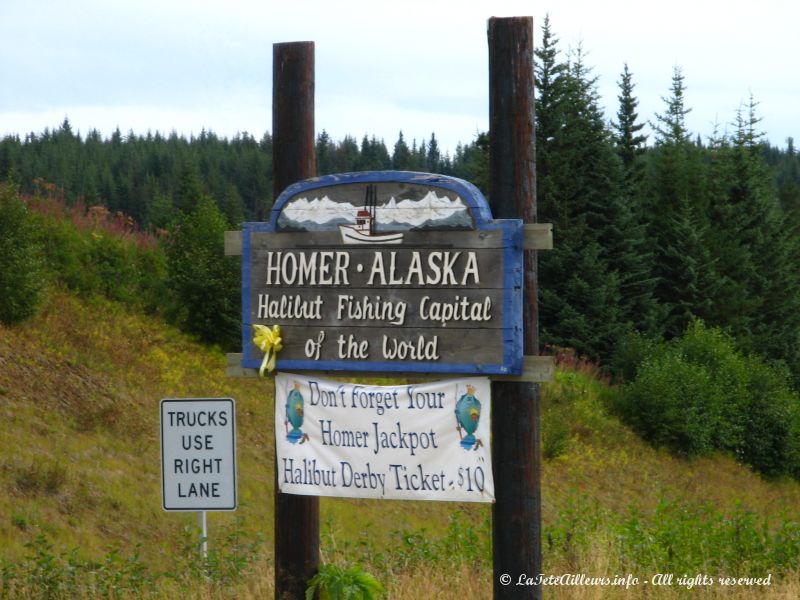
{"left": 275, "top": 373, "right": 494, "bottom": 503}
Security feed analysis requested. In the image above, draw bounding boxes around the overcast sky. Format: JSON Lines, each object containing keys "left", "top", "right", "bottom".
{"left": 1, "top": 0, "right": 797, "bottom": 155}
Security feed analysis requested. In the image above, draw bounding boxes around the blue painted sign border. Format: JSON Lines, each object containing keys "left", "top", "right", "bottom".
{"left": 239, "top": 170, "right": 523, "bottom": 375}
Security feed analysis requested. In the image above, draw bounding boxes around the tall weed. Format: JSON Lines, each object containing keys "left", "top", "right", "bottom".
{"left": 0, "top": 518, "right": 263, "bottom": 599}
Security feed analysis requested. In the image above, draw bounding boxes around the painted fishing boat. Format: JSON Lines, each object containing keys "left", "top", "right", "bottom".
{"left": 339, "top": 184, "right": 404, "bottom": 245}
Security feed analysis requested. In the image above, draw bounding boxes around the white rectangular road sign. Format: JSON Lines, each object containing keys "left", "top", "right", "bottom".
{"left": 160, "top": 398, "right": 237, "bottom": 511}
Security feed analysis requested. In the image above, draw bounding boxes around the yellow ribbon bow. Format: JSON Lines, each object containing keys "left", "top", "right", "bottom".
{"left": 252, "top": 324, "right": 283, "bottom": 376}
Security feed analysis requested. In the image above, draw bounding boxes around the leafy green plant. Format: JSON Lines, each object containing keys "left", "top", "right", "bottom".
{"left": 306, "top": 563, "right": 385, "bottom": 600}
{"left": 170, "top": 515, "right": 264, "bottom": 588}
{"left": 544, "top": 493, "right": 800, "bottom": 577}
{"left": 22, "top": 533, "right": 64, "bottom": 599}
{"left": 2, "top": 533, "right": 157, "bottom": 600}
{"left": 0, "top": 183, "right": 45, "bottom": 324}
{"left": 28, "top": 190, "right": 167, "bottom": 313}
{"left": 610, "top": 331, "right": 659, "bottom": 382}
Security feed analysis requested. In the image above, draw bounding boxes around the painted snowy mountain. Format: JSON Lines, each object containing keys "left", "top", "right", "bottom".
{"left": 277, "top": 191, "right": 472, "bottom": 231}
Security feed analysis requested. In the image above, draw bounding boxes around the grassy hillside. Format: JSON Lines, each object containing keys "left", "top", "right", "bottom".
{"left": 2, "top": 291, "right": 800, "bottom": 598}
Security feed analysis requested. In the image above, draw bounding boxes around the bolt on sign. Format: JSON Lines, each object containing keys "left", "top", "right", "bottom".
{"left": 160, "top": 398, "right": 237, "bottom": 511}
{"left": 275, "top": 373, "right": 494, "bottom": 502}
{"left": 238, "top": 171, "right": 524, "bottom": 376}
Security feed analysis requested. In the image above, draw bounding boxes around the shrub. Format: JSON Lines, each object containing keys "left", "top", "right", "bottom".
{"left": 172, "top": 516, "right": 264, "bottom": 587}
{"left": 164, "top": 196, "right": 240, "bottom": 349}
{"left": 0, "top": 184, "right": 45, "bottom": 324}
{"left": 27, "top": 190, "right": 167, "bottom": 312}
{"left": 620, "top": 352, "right": 724, "bottom": 456}
{"left": 609, "top": 331, "right": 658, "bottom": 382}
{"left": 616, "top": 320, "right": 800, "bottom": 476}
{"left": 740, "top": 357, "right": 799, "bottom": 476}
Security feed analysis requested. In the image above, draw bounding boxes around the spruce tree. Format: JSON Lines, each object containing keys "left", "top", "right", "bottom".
{"left": 703, "top": 128, "right": 752, "bottom": 332}
{"left": 372, "top": 136, "right": 391, "bottom": 170}
{"left": 316, "top": 130, "right": 335, "bottom": 175}
{"left": 777, "top": 137, "right": 800, "bottom": 217}
{"left": 613, "top": 63, "right": 648, "bottom": 189}
{"left": 534, "top": 26, "right": 630, "bottom": 360}
{"left": 427, "top": 133, "right": 441, "bottom": 172}
{"left": 165, "top": 196, "right": 240, "bottom": 348}
{"left": 392, "top": 131, "right": 412, "bottom": 170}
{"left": 609, "top": 63, "right": 661, "bottom": 336}
{"left": 221, "top": 182, "right": 245, "bottom": 226}
{"left": 652, "top": 67, "right": 692, "bottom": 146}
{"left": 463, "top": 132, "right": 489, "bottom": 196}
{"left": 173, "top": 161, "right": 204, "bottom": 214}
{"left": 534, "top": 14, "right": 568, "bottom": 223}
{"left": 333, "top": 135, "right": 360, "bottom": 172}
{"left": 0, "top": 183, "right": 45, "bottom": 324}
{"left": 719, "top": 98, "right": 800, "bottom": 377}
{"left": 646, "top": 67, "right": 716, "bottom": 336}
{"left": 355, "top": 135, "right": 391, "bottom": 171}
{"left": 654, "top": 194, "right": 719, "bottom": 332}
{"left": 357, "top": 135, "right": 374, "bottom": 171}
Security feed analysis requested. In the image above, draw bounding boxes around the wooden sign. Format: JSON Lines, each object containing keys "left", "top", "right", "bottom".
{"left": 239, "top": 171, "right": 523, "bottom": 375}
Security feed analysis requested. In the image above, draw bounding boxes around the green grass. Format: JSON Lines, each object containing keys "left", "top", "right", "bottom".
{"left": 3, "top": 291, "right": 800, "bottom": 598}
{"left": 0, "top": 291, "right": 459, "bottom": 560}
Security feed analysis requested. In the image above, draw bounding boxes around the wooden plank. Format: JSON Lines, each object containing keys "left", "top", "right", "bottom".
{"left": 249, "top": 288, "right": 506, "bottom": 328}
{"left": 226, "top": 222, "right": 544, "bottom": 257}
{"left": 225, "top": 231, "right": 242, "bottom": 256}
{"left": 245, "top": 324, "right": 508, "bottom": 366}
{"left": 226, "top": 353, "right": 553, "bottom": 382}
{"left": 524, "top": 223, "right": 552, "bottom": 250}
{"left": 243, "top": 222, "right": 524, "bottom": 375}
{"left": 230, "top": 223, "right": 553, "bottom": 256}
{"left": 247, "top": 244, "right": 509, "bottom": 289}
{"left": 492, "top": 356, "right": 554, "bottom": 382}
{"left": 250, "top": 228, "right": 510, "bottom": 249}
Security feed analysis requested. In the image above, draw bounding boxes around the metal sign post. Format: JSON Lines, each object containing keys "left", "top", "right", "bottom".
{"left": 198, "top": 511, "right": 208, "bottom": 561}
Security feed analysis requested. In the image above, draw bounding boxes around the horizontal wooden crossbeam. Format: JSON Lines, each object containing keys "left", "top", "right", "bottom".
{"left": 224, "top": 223, "right": 553, "bottom": 256}
{"left": 225, "top": 353, "right": 554, "bottom": 382}
{"left": 225, "top": 230, "right": 243, "bottom": 256}
{"left": 524, "top": 223, "right": 553, "bottom": 250}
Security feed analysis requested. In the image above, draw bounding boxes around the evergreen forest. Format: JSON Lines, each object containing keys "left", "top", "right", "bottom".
{"left": 8, "top": 18, "right": 800, "bottom": 598}
{"left": 2, "top": 16, "right": 800, "bottom": 391}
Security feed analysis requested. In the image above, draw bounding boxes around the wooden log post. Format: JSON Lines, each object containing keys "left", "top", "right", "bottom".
{"left": 272, "top": 41, "right": 319, "bottom": 600}
{"left": 488, "top": 17, "right": 542, "bottom": 599}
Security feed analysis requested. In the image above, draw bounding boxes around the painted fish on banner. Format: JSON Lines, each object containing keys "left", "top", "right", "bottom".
{"left": 275, "top": 373, "right": 494, "bottom": 503}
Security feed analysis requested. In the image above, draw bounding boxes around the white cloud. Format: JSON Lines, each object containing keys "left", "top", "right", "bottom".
{"left": 1, "top": 0, "right": 798, "bottom": 152}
